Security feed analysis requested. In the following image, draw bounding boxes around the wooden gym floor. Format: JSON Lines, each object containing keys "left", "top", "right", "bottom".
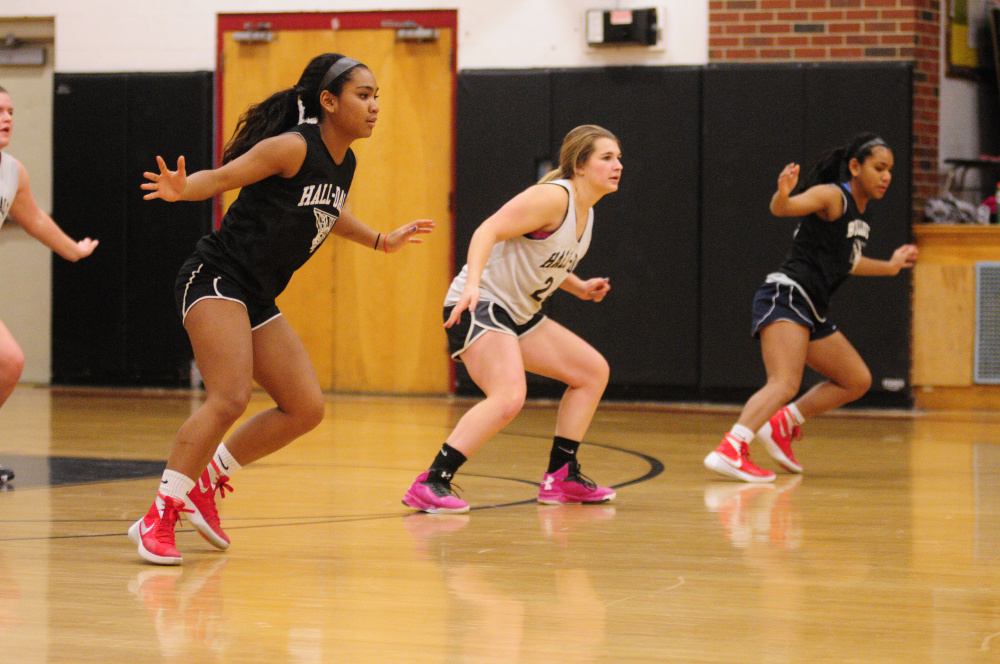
{"left": 0, "top": 385, "right": 998, "bottom": 663}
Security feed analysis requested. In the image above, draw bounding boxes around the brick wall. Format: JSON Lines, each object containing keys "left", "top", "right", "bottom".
{"left": 709, "top": 0, "right": 941, "bottom": 222}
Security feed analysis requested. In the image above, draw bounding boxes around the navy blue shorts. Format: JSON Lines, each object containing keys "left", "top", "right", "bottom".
{"left": 750, "top": 281, "right": 837, "bottom": 341}
{"left": 443, "top": 300, "right": 546, "bottom": 360}
{"left": 175, "top": 254, "right": 281, "bottom": 330}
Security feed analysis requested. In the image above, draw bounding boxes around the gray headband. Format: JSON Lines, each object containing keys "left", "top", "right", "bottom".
{"left": 318, "top": 57, "right": 363, "bottom": 94}
{"left": 855, "top": 137, "right": 887, "bottom": 156}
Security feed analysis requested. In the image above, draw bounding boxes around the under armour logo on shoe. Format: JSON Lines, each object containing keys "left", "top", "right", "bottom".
{"left": 542, "top": 476, "right": 555, "bottom": 491}
{"left": 440, "top": 471, "right": 452, "bottom": 479}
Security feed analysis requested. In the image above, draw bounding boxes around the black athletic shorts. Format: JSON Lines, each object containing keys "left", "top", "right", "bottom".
{"left": 443, "top": 300, "right": 545, "bottom": 360}
{"left": 175, "top": 254, "right": 281, "bottom": 330}
{"left": 750, "top": 281, "right": 837, "bottom": 341}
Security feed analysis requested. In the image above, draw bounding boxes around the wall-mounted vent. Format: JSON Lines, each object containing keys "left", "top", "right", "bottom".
{"left": 975, "top": 261, "right": 1000, "bottom": 383}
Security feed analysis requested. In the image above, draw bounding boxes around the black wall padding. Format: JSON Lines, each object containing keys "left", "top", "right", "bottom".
{"left": 805, "top": 63, "right": 914, "bottom": 402}
{"left": 701, "top": 62, "right": 913, "bottom": 405}
{"left": 52, "top": 72, "right": 213, "bottom": 386}
{"left": 455, "top": 70, "right": 552, "bottom": 271}
{"left": 548, "top": 67, "right": 702, "bottom": 388}
{"left": 701, "top": 65, "right": 807, "bottom": 390}
{"left": 454, "top": 70, "right": 552, "bottom": 392}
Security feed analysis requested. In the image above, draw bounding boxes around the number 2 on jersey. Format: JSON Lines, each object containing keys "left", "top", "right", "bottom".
{"left": 530, "top": 277, "right": 556, "bottom": 303}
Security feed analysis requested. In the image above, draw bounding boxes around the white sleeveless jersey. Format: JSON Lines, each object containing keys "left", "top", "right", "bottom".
{"left": 0, "top": 153, "right": 18, "bottom": 229}
{"left": 445, "top": 179, "right": 594, "bottom": 325}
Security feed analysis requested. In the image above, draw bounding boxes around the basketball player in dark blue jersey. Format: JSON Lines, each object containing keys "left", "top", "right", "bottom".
{"left": 704, "top": 133, "right": 918, "bottom": 483}
{"left": 129, "top": 54, "right": 434, "bottom": 565}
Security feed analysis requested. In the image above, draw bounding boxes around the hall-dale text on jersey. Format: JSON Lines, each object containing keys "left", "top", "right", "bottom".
{"left": 539, "top": 249, "right": 580, "bottom": 272}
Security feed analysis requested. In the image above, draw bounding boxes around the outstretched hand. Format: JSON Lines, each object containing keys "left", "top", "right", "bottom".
{"left": 384, "top": 219, "right": 435, "bottom": 253}
{"left": 776, "top": 163, "right": 800, "bottom": 198}
{"left": 578, "top": 277, "right": 611, "bottom": 302}
{"left": 141, "top": 156, "right": 187, "bottom": 202}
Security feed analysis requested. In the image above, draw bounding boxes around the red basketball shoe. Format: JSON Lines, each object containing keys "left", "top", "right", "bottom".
{"left": 128, "top": 494, "right": 192, "bottom": 565}
{"left": 758, "top": 406, "right": 803, "bottom": 473}
{"left": 704, "top": 434, "right": 776, "bottom": 483}
{"left": 186, "top": 466, "right": 232, "bottom": 550}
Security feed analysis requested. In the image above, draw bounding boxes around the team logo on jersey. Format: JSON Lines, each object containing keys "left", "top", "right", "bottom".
{"left": 846, "top": 219, "right": 870, "bottom": 241}
{"left": 846, "top": 219, "right": 869, "bottom": 269}
{"left": 0, "top": 195, "right": 11, "bottom": 223}
{"left": 310, "top": 208, "right": 338, "bottom": 253}
{"left": 539, "top": 250, "right": 579, "bottom": 272}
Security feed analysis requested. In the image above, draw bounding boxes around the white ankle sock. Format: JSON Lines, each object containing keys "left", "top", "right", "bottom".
{"left": 729, "top": 424, "right": 755, "bottom": 444}
{"left": 159, "top": 469, "right": 195, "bottom": 503}
{"left": 208, "top": 442, "right": 242, "bottom": 485}
{"left": 787, "top": 403, "right": 805, "bottom": 425}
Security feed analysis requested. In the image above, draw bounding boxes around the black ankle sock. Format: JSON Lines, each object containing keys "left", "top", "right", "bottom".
{"left": 428, "top": 443, "right": 467, "bottom": 481}
{"left": 548, "top": 436, "right": 580, "bottom": 473}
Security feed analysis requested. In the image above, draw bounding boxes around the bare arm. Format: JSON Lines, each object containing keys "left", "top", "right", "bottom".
{"left": 852, "top": 244, "right": 918, "bottom": 276}
{"left": 332, "top": 209, "right": 434, "bottom": 253}
{"left": 141, "top": 133, "right": 308, "bottom": 202}
{"left": 444, "top": 184, "right": 569, "bottom": 327}
{"left": 769, "top": 163, "right": 844, "bottom": 221}
{"left": 7, "top": 159, "right": 98, "bottom": 261}
{"left": 559, "top": 273, "right": 611, "bottom": 302}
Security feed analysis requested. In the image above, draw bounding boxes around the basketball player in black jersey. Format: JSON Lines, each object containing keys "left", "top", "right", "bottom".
{"left": 704, "top": 133, "right": 918, "bottom": 483}
{"left": 129, "top": 53, "right": 434, "bottom": 565}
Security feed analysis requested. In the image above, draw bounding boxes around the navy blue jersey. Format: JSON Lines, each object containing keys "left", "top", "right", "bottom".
{"left": 777, "top": 182, "right": 870, "bottom": 319}
{"left": 195, "top": 122, "right": 355, "bottom": 301}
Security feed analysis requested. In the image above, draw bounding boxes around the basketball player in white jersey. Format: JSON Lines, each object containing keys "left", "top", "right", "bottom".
{"left": 403, "top": 124, "right": 621, "bottom": 513}
{"left": 0, "top": 86, "right": 99, "bottom": 484}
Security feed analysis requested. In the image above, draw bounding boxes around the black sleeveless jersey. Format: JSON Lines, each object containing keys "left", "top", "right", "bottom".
{"left": 777, "top": 182, "right": 871, "bottom": 319}
{"left": 195, "top": 122, "right": 356, "bottom": 301}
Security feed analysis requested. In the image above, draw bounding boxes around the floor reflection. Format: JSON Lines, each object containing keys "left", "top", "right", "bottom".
{"left": 704, "top": 475, "right": 802, "bottom": 550}
{"left": 128, "top": 557, "right": 229, "bottom": 662}
{"left": 402, "top": 506, "right": 615, "bottom": 663}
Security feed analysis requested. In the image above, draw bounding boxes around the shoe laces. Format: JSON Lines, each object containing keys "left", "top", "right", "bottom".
{"left": 425, "top": 475, "right": 463, "bottom": 499}
{"left": 789, "top": 424, "right": 802, "bottom": 443}
{"left": 156, "top": 501, "right": 193, "bottom": 544}
{"left": 565, "top": 461, "right": 598, "bottom": 490}
{"left": 199, "top": 476, "right": 232, "bottom": 526}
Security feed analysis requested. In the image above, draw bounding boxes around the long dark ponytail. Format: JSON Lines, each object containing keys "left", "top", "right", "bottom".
{"left": 221, "top": 53, "right": 367, "bottom": 164}
{"left": 798, "top": 132, "right": 890, "bottom": 192}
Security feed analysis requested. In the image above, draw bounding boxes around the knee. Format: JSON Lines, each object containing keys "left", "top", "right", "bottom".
{"left": 591, "top": 354, "right": 610, "bottom": 391}
{"left": 207, "top": 387, "right": 252, "bottom": 424}
{"left": 848, "top": 366, "right": 872, "bottom": 399}
{"left": 0, "top": 345, "right": 25, "bottom": 388}
{"left": 767, "top": 376, "right": 801, "bottom": 404}
{"left": 493, "top": 386, "right": 526, "bottom": 424}
{"left": 565, "top": 352, "right": 610, "bottom": 393}
{"left": 293, "top": 392, "right": 326, "bottom": 433}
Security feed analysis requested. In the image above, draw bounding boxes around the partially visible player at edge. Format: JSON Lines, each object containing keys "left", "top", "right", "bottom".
{"left": 705, "top": 132, "right": 918, "bottom": 483}
{"left": 402, "top": 124, "right": 621, "bottom": 514}
{"left": 129, "top": 54, "right": 434, "bottom": 565}
{"left": 0, "top": 86, "right": 99, "bottom": 486}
